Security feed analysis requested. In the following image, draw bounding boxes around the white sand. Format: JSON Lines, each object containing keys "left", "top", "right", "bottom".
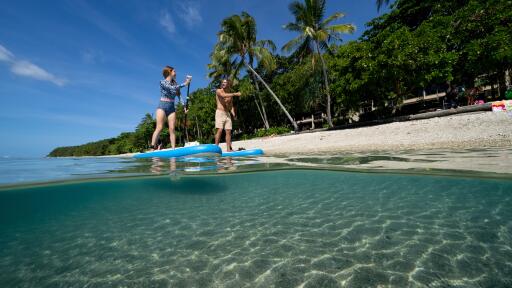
{"left": 220, "top": 111, "right": 512, "bottom": 154}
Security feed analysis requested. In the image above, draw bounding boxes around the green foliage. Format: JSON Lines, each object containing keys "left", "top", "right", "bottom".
{"left": 253, "top": 126, "right": 291, "bottom": 137}
{"left": 132, "top": 113, "right": 156, "bottom": 151}
{"left": 238, "top": 126, "right": 291, "bottom": 140}
{"left": 268, "top": 57, "right": 321, "bottom": 116}
{"left": 48, "top": 115, "right": 158, "bottom": 156}
{"left": 238, "top": 78, "right": 255, "bottom": 97}
{"left": 186, "top": 87, "right": 217, "bottom": 143}
{"left": 326, "top": 0, "right": 511, "bottom": 118}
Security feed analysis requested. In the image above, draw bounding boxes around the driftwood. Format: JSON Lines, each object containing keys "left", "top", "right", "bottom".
{"left": 402, "top": 103, "right": 491, "bottom": 120}
{"left": 297, "top": 118, "right": 325, "bottom": 125}
{"left": 329, "top": 103, "right": 492, "bottom": 131}
{"left": 278, "top": 103, "right": 493, "bottom": 137}
{"left": 297, "top": 114, "right": 326, "bottom": 130}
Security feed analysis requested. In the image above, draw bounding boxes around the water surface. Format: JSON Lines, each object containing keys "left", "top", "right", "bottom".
{"left": 1, "top": 149, "right": 511, "bottom": 287}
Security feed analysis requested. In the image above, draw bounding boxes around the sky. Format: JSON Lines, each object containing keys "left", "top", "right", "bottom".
{"left": 0, "top": 0, "right": 390, "bottom": 157}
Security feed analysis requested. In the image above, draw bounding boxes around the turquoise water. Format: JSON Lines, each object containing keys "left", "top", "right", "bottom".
{"left": 0, "top": 151, "right": 512, "bottom": 287}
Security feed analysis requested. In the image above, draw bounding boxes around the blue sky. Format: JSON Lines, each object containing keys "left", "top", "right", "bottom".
{"left": 0, "top": 0, "right": 389, "bottom": 157}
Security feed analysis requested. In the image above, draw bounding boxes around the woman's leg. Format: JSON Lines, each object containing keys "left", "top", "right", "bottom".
{"left": 168, "top": 112, "right": 176, "bottom": 149}
{"left": 151, "top": 109, "right": 166, "bottom": 148}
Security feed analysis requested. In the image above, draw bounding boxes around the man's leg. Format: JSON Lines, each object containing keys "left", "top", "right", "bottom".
{"left": 224, "top": 112, "right": 233, "bottom": 151}
{"left": 215, "top": 110, "right": 224, "bottom": 146}
{"left": 226, "top": 129, "right": 232, "bottom": 152}
{"left": 215, "top": 128, "right": 223, "bottom": 145}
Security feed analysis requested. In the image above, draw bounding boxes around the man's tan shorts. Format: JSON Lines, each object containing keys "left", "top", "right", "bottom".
{"left": 215, "top": 110, "right": 232, "bottom": 130}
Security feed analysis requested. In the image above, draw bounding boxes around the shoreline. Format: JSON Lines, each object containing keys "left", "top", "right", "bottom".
{"left": 98, "top": 111, "right": 512, "bottom": 157}
{"left": 221, "top": 111, "right": 512, "bottom": 155}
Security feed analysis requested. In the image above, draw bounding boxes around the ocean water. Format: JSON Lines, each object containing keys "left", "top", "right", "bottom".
{"left": 0, "top": 150, "right": 511, "bottom": 287}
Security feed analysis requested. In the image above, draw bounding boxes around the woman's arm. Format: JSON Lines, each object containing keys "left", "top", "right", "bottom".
{"left": 160, "top": 80, "right": 184, "bottom": 94}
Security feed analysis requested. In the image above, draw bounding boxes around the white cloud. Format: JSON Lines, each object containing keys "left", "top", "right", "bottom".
{"left": 0, "top": 44, "right": 66, "bottom": 86}
{"left": 177, "top": 1, "right": 202, "bottom": 29}
{"left": 0, "top": 45, "right": 14, "bottom": 62}
{"left": 159, "top": 2, "right": 202, "bottom": 37}
{"left": 160, "top": 10, "right": 176, "bottom": 35}
{"left": 11, "top": 61, "right": 66, "bottom": 86}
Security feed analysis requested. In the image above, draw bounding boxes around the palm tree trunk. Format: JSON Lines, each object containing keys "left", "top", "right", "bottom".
{"left": 316, "top": 41, "right": 334, "bottom": 128}
{"left": 251, "top": 73, "right": 270, "bottom": 129}
{"left": 245, "top": 62, "right": 299, "bottom": 131}
{"left": 315, "top": 41, "right": 334, "bottom": 128}
{"left": 252, "top": 93, "right": 267, "bottom": 129}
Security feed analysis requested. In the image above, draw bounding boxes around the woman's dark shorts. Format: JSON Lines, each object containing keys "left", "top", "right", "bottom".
{"left": 157, "top": 101, "right": 176, "bottom": 117}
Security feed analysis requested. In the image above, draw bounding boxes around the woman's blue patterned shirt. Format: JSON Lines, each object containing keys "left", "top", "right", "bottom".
{"left": 160, "top": 80, "right": 187, "bottom": 105}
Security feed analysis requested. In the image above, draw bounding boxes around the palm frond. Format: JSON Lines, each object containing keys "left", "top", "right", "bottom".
{"left": 291, "top": 38, "right": 314, "bottom": 62}
{"left": 256, "top": 39, "right": 276, "bottom": 52}
{"left": 288, "top": 1, "right": 306, "bottom": 21}
{"left": 326, "top": 23, "right": 356, "bottom": 35}
{"left": 282, "top": 22, "right": 304, "bottom": 33}
{"left": 304, "top": 26, "right": 316, "bottom": 38}
{"left": 253, "top": 46, "right": 276, "bottom": 72}
{"left": 282, "top": 34, "right": 307, "bottom": 54}
{"left": 241, "top": 12, "right": 257, "bottom": 45}
{"left": 310, "top": 0, "right": 326, "bottom": 26}
{"left": 321, "top": 12, "right": 345, "bottom": 27}
{"left": 315, "top": 30, "right": 329, "bottom": 42}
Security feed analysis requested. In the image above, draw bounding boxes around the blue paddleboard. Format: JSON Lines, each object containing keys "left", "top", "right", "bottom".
{"left": 222, "top": 149, "right": 264, "bottom": 157}
{"left": 133, "top": 144, "right": 222, "bottom": 159}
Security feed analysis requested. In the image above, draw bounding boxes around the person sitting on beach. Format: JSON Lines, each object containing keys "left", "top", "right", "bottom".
{"left": 150, "top": 66, "right": 191, "bottom": 150}
{"left": 215, "top": 79, "right": 241, "bottom": 152}
{"left": 445, "top": 84, "right": 458, "bottom": 109}
{"left": 466, "top": 86, "right": 481, "bottom": 105}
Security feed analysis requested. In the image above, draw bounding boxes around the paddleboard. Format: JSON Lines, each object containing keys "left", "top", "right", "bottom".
{"left": 133, "top": 144, "right": 221, "bottom": 159}
{"left": 222, "top": 149, "right": 264, "bottom": 157}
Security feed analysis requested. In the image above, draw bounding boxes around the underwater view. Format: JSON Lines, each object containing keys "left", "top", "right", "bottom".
{"left": 3, "top": 0, "right": 512, "bottom": 286}
{"left": 1, "top": 149, "right": 511, "bottom": 287}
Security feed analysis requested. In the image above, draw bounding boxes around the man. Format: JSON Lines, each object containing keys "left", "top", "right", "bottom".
{"left": 215, "top": 79, "right": 241, "bottom": 151}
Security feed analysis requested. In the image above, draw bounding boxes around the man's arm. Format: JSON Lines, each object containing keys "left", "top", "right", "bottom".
{"left": 216, "top": 89, "right": 241, "bottom": 98}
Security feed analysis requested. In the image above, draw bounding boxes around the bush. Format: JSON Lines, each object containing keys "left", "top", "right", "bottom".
{"left": 234, "top": 126, "right": 290, "bottom": 141}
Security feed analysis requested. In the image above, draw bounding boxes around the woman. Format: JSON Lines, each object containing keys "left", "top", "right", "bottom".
{"left": 150, "top": 66, "right": 191, "bottom": 150}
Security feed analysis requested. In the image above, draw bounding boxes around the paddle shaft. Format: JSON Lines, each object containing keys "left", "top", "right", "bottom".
{"left": 184, "top": 82, "right": 190, "bottom": 143}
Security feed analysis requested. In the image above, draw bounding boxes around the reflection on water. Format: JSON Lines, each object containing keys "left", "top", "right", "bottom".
{"left": 0, "top": 148, "right": 511, "bottom": 187}
{"left": 149, "top": 156, "right": 239, "bottom": 175}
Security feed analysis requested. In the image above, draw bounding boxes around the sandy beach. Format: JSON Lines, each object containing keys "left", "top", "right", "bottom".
{"left": 219, "top": 111, "right": 512, "bottom": 154}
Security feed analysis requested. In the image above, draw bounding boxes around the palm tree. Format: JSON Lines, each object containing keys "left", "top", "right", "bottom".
{"left": 283, "top": 0, "right": 355, "bottom": 127}
{"left": 214, "top": 12, "right": 299, "bottom": 131}
{"left": 208, "top": 45, "right": 270, "bottom": 129}
{"left": 207, "top": 47, "right": 237, "bottom": 84}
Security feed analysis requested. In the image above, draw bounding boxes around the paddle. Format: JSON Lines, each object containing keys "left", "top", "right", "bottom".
{"left": 184, "top": 77, "right": 190, "bottom": 144}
